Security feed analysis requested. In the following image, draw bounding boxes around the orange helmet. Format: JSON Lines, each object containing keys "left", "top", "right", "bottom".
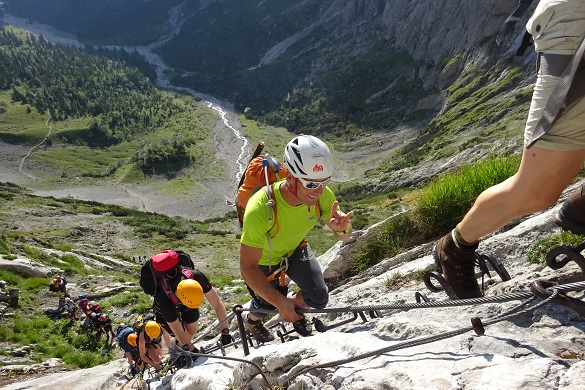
{"left": 176, "top": 279, "right": 204, "bottom": 308}
{"left": 145, "top": 321, "right": 161, "bottom": 339}
{"left": 127, "top": 333, "right": 138, "bottom": 347}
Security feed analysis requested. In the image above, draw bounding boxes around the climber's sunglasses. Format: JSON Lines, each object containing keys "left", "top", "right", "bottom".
{"left": 297, "top": 176, "right": 331, "bottom": 190}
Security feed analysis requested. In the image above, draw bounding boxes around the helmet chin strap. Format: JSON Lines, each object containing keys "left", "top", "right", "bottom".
{"left": 284, "top": 178, "right": 303, "bottom": 206}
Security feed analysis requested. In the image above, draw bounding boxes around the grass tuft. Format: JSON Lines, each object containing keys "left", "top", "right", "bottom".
{"left": 413, "top": 155, "right": 520, "bottom": 237}
{"left": 526, "top": 231, "right": 585, "bottom": 264}
{"left": 350, "top": 154, "right": 520, "bottom": 275}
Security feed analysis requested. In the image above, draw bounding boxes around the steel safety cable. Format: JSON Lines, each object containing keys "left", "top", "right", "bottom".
{"left": 286, "top": 288, "right": 567, "bottom": 382}
{"left": 238, "top": 290, "right": 535, "bottom": 316}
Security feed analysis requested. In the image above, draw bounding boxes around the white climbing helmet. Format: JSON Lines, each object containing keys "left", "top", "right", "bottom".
{"left": 283, "top": 135, "right": 333, "bottom": 180}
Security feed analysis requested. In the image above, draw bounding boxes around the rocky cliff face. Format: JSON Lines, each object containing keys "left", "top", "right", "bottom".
{"left": 237, "top": 0, "right": 530, "bottom": 93}
{"left": 158, "top": 0, "right": 533, "bottom": 151}
{"left": 314, "top": 0, "right": 538, "bottom": 188}
{"left": 311, "top": 0, "right": 535, "bottom": 94}
{"left": 5, "top": 181, "right": 585, "bottom": 390}
{"left": 381, "top": 0, "right": 527, "bottom": 86}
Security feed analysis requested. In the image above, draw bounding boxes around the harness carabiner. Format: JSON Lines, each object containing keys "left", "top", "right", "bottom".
{"left": 266, "top": 257, "right": 288, "bottom": 288}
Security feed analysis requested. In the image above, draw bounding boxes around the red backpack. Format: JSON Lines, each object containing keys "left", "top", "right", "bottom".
{"left": 139, "top": 249, "right": 195, "bottom": 297}
{"left": 151, "top": 250, "right": 180, "bottom": 277}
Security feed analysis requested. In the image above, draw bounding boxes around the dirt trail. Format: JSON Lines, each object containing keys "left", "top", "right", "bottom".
{"left": 17, "top": 111, "right": 53, "bottom": 181}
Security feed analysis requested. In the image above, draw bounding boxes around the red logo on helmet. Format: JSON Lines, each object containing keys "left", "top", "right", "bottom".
{"left": 313, "top": 164, "right": 324, "bottom": 172}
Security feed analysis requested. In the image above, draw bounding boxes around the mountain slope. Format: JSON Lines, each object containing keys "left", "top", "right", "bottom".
{"left": 0, "top": 24, "right": 248, "bottom": 220}
{"left": 3, "top": 182, "right": 585, "bottom": 390}
{"left": 6, "top": 0, "right": 536, "bottom": 176}
{"left": 154, "top": 1, "right": 531, "bottom": 141}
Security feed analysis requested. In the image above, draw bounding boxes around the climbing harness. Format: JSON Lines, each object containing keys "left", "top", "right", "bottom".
{"left": 266, "top": 257, "right": 288, "bottom": 287}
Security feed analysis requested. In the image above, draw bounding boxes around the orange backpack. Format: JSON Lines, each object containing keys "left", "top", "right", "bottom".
{"left": 235, "top": 141, "right": 288, "bottom": 228}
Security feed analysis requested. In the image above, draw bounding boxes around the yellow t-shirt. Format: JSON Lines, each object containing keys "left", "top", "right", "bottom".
{"left": 240, "top": 180, "right": 336, "bottom": 266}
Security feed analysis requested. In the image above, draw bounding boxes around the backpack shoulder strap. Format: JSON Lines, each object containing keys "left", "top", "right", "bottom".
{"left": 160, "top": 277, "right": 180, "bottom": 306}
{"left": 180, "top": 267, "right": 194, "bottom": 280}
{"left": 264, "top": 183, "right": 280, "bottom": 237}
{"left": 264, "top": 154, "right": 283, "bottom": 178}
{"left": 149, "top": 260, "right": 160, "bottom": 296}
{"left": 263, "top": 183, "right": 281, "bottom": 267}
{"left": 161, "top": 268, "right": 195, "bottom": 307}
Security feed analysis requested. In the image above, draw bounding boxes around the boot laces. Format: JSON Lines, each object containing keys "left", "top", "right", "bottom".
{"left": 449, "top": 251, "right": 482, "bottom": 288}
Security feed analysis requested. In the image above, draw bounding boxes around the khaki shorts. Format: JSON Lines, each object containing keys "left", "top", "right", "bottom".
{"left": 525, "top": 74, "right": 585, "bottom": 151}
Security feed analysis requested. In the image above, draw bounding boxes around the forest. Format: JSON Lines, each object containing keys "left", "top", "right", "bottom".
{"left": 0, "top": 26, "right": 210, "bottom": 174}
{"left": 4, "top": 0, "right": 429, "bottom": 141}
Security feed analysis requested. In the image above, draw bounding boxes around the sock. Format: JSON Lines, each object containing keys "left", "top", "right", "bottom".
{"left": 452, "top": 224, "right": 479, "bottom": 248}
{"left": 245, "top": 314, "right": 262, "bottom": 325}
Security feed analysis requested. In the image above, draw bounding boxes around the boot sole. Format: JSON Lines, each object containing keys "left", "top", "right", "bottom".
{"left": 432, "top": 244, "right": 441, "bottom": 269}
{"left": 292, "top": 320, "right": 313, "bottom": 337}
{"left": 245, "top": 328, "right": 274, "bottom": 343}
{"left": 555, "top": 209, "right": 585, "bottom": 235}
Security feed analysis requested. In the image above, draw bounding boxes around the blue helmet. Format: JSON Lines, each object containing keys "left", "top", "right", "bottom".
{"left": 78, "top": 294, "right": 85, "bottom": 299}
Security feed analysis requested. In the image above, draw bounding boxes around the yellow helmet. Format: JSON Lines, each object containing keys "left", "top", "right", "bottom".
{"left": 127, "top": 333, "right": 138, "bottom": 347}
{"left": 176, "top": 279, "right": 204, "bottom": 308}
{"left": 145, "top": 321, "right": 161, "bottom": 339}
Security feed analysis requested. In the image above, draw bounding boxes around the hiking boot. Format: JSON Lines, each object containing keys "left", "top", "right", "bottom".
{"left": 244, "top": 315, "right": 274, "bottom": 343}
{"left": 433, "top": 232, "right": 482, "bottom": 299}
{"left": 556, "top": 186, "right": 585, "bottom": 235}
{"left": 292, "top": 316, "right": 312, "bottom": 337}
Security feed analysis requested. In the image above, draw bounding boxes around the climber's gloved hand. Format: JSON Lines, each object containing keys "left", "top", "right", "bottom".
{"left": 174, "top": 354, "right": 192, "bottom": 369}
{"left": 221, "top": 328, "right": 234, "bottom": 345}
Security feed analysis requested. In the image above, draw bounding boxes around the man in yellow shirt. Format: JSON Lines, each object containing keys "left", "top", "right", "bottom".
{"left": 240, "top": 135, "right": 353, "bottom": 342}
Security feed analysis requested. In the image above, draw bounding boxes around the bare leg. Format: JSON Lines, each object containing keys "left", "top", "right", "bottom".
{"left": 248, "top": 313, "right": 262, "bottom": 321}
{"left": 184, "top": 322, "right": 198, "bottom": 340}
{"left": 458, "top": 146, "right": 585, "bottom": 243}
